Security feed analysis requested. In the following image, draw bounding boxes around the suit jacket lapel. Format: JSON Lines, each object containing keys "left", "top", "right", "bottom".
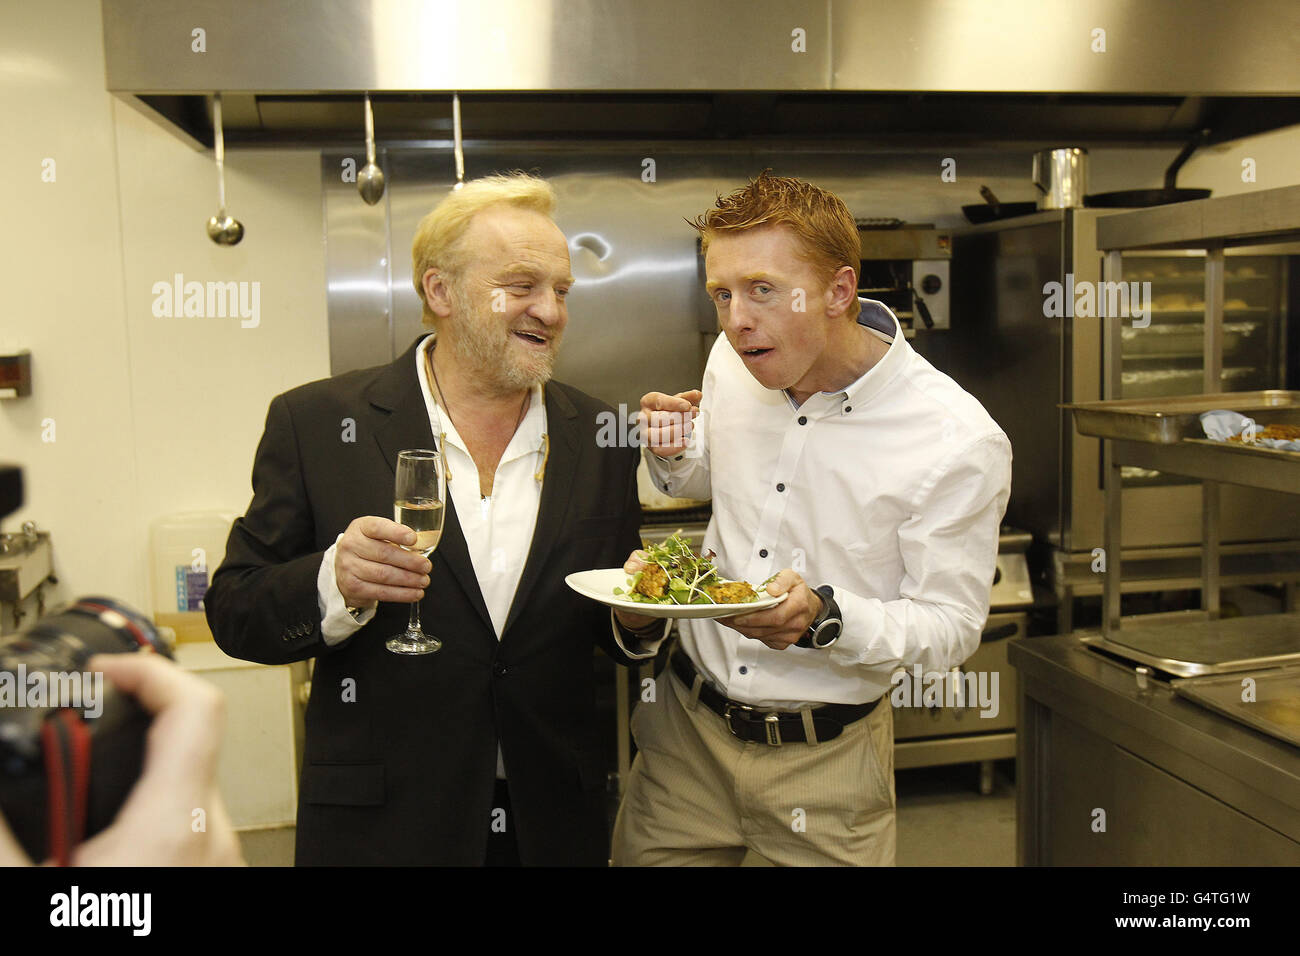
{"left": 501, "top": 383, "right": 579, "bottom": 638}
{"left": 368, "top": 334, "right": 495, "bottom": 638}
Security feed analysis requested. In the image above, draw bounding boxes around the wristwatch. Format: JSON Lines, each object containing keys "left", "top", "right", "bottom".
{"left": 797, "top": 585, "right": 842, "bottom": 649}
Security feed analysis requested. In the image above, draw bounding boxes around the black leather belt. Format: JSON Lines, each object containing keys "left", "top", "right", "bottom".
{"left": 669, "top": 649, "right": 880, "bottom": 746}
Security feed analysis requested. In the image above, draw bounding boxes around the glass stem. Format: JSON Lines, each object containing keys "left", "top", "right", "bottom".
{"left": 408, "top": 553, "right": 429, "bottom": 633}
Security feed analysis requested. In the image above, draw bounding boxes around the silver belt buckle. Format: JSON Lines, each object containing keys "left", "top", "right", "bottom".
{"left": 723, "top": 701, "right": 753, "bottom": 739}
{"left": 724, "top": 702, "right": 784, "bottom": 746}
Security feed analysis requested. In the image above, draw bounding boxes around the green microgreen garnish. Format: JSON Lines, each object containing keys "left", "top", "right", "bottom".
{"left": 619, "top": 531, "right": 760, "bottom": 606}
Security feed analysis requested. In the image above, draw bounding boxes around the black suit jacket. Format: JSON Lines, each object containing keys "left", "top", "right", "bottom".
{"left": 205, "top": 334, "right": 644, "bottom": 865}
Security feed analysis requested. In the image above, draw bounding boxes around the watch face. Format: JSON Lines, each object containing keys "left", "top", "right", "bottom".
{"left": 812, "top": 618, "right": 842, "bottom": 648}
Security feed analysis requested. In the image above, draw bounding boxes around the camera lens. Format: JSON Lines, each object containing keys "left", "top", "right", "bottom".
{"left": 0, "top": 596, "right": 171, "bottom": 861}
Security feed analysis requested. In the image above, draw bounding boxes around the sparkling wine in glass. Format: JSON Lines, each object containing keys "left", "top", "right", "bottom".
{"left": 386, "top": 449, "right": 446, "bottom": 655}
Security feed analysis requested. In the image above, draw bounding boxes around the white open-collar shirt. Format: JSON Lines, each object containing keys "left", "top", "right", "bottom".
{"left": 317, "top": 334, "right": 546, "bottom": 778}
{"left": 318, "top": 333, "right": 546, "bottom": 643}
{"left": 644, "top": 310, "right": 1012, "bottom": 709}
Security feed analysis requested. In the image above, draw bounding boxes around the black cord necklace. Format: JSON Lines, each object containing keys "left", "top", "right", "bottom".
{"left": 425, "top": 342, "right": 533, "bottom": 496}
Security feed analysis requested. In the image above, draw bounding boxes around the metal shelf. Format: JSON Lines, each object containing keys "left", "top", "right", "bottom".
{"left": 1095, "top": 184, "right": 1300, "bottom": 252}
{"left": 1066, "top": 390, "right": 1300, "bottom": 444}
{"left": 1080, "top": 611, "right": 1300, "bottom": 678}
{"left": 1087, "top": 188, "right": 1300, "bottom": 639}
{"left": 1112, "top": 439, "right": 1300, "bottom": 495}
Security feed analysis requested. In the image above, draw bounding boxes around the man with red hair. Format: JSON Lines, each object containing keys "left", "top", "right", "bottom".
{"left": 612, "top": 173, "right": 1012, "bottom": 866}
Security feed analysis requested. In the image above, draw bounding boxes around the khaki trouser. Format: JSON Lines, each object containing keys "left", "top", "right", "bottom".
{"left": 611, "top": 667, "right": 896, "bottom": 866}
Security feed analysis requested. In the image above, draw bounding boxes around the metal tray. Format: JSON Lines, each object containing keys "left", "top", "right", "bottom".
{"left": 1184, "top": 437, "right": 1300, "bottom": 463}
{"left": 1120, "top": 321, "right": 1259, "bottom": 357}
{"left": 1120, "top": 368, "right": 1258, "bottom": 401}
{"left": 1064, "top": 390, "right": 1300, "bottom": 444}
{"left": 1172, "top": 666, "right": 1300, "bottom": 747}
{"left": 1079, "top": 612, "right": 1300, "bottom": 678}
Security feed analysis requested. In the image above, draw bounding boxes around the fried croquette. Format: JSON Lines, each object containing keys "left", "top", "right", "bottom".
{"left": 634, "top": 562, "right": 669, "bottom": 599}
{"left": 704, "top": 581, "right": 757, "bottom": 604}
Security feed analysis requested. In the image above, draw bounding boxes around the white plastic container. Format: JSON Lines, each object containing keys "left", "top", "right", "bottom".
{"left": 150, "top": 512, "right": 233, "bottom": 643}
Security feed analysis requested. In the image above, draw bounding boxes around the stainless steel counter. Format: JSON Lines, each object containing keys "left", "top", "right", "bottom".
{"left": 1008, "top": 633, "right": 1300, "bottom": 865}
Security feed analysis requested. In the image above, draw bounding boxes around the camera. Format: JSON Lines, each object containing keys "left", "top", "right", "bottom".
{"left": 0, "top": 464, "right": 170, "bottom": 863}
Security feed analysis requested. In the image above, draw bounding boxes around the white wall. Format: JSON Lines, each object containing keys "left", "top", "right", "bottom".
{"left": 1089, "top": 124, "right": 1300, "bottom": 196}
{"left": 1, "top": 0, "right": 328, "bottom": 622}
{"left": 1181, "top": 124, "right": 1300, "bottom": 195}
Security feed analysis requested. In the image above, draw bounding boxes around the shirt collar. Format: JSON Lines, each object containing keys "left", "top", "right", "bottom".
{"left": 783, "top": 303, "right": 912, "bottom": 413}
{"left": 416, "top": 333, "right": 545, "bottom": 464}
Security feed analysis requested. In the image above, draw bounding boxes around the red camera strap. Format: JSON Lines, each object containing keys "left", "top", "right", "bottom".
{"left": 40, "top": 709, "right": 92, "bottom": 867}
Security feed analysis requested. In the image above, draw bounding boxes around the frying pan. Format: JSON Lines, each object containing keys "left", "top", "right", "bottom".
{"left": 1085, "top": 128, "right": 1212, "bottom": 208}
{"left": 962, "top": 185, "right": 1038, "bottom": 224}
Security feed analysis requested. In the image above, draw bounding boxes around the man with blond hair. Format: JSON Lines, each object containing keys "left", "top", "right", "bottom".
{"left": 208, "top": 173, "right": 653, "bottom": 866}
{"left": 610, "top": 172, "right": 1012, "bottom": 866}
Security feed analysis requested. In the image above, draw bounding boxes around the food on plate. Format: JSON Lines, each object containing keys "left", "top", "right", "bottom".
{"left": 705, "top": 581, "right": 757, "bottom": 604}
{"left": 633, "top": 562, "right": 669, "bottom": 599}
{"left": 615, "top": 532, "right": 770, "bottom": 606}
{"left": 1228, "top": 423, "right": 1300, "bottom": 442}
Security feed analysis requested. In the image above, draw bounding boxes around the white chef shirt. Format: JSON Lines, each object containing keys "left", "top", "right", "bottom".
{"left": 316, "top": 333, "right": 546, "bottom": 777}
{"left": 641, "top": 310, "right": 1012, "bottom": 709}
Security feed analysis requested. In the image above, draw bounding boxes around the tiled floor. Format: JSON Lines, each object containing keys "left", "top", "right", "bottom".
{"left": 240, "top": 758, "right": 1019, "bottom": 866}
{"left": 238, "top": 826, "right": 296, "bottom": 866}
{"left": 895, "top": 758, "right": 1017, "bottom": 866}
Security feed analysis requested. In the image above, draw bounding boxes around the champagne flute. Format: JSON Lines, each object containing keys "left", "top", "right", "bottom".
{"left": 387, "top": 448, "right": 446, "bottom": 655}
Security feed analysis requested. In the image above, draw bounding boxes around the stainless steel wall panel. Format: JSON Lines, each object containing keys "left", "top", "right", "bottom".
{"left": 950, "top": 216, "right": 1067, "bottom": 543}
{"left": 321, "top": 151, "right": 394, "bottom": 375}
{"left": 325, "top": 141, "right": 1033, "bottom": 409}
{"left": 830, "top": 0, "right": 1300, "bottom": 95}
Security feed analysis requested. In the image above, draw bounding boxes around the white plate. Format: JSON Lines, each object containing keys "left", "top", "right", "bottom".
{"left": 565, "top": 568, "right": 787, "bottom": 619}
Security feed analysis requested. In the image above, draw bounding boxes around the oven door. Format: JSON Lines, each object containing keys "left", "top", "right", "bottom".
{"left": 891, "top": 611, "right": 1024, "bottom": 740}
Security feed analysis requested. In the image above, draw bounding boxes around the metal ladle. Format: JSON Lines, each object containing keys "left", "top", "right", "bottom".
{"left": 206, "top": 93, "right": 244, "bottom": 246}
{"left": 451, "top": 92, "right": 465, "bottom": 191}
{"left": 358, "top": 92, "right": 385, "bottom": 205}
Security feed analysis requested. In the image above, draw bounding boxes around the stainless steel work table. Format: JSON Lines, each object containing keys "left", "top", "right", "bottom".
{"left": 1008, "top": 634, "right": 1300, "bottom": 865}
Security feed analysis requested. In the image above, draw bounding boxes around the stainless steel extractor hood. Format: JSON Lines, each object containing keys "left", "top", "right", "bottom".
{"left": 102, "top": 0, "right": 1300, "bottom": 149}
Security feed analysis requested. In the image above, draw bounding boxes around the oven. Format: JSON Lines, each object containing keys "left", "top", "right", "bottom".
{"left": 891, "top": 528, "right": 1034, "bottom": 793}
{"left": 948, "top": 211, "right": 1300, "bottom": 633}
{"left": 857, "top": 222, "right": 951, "bottom": 334}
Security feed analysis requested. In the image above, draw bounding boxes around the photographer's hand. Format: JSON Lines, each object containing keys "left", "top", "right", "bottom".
{"left": 0, "top": 652, "right": 245, "bottom": 866}
{"left": 0, "top": 799, "right": 24, "bottom": 866}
